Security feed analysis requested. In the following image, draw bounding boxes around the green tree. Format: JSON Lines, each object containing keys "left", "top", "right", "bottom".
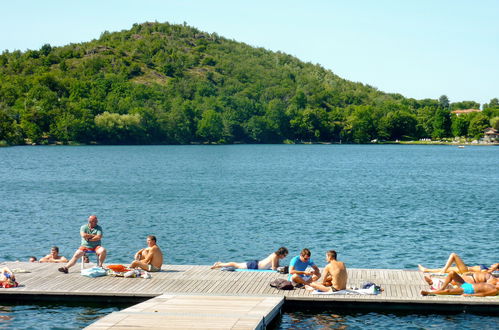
{"left": 439, "top": 95, "right": 450, "bottom": 109}
{"left": 468, "top": 113, "right": 489, "bottom": 139}
{"left": 196, "top": 109, "right": 223, "bottom": 143}
{"left": 451, "top": 114, "right": 469, "bottom": 137}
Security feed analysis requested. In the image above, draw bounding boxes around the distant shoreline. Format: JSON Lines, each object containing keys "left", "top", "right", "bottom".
{"left": 1, "top": 141, "right": 498, "bottom": 147}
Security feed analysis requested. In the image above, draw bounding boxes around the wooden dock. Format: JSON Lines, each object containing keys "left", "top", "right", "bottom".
{"left": 1, "top": 261, "right": 498, "bottom": 328}
{"left": 86, "top": 294, "right": 283, "bottom": 329}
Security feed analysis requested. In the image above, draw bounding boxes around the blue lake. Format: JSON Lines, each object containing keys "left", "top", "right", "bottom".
{"left": 1, "top": 144, "right": 498, "bottom": 328}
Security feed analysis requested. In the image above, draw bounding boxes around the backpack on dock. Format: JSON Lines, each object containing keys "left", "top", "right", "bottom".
{"left": 270, "top": 278, "right": 294, "bottom": 290}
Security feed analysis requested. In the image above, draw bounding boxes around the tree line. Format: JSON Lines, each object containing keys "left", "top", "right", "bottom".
{"left": 1, "top": 22, "right": 498, "bottom": 145}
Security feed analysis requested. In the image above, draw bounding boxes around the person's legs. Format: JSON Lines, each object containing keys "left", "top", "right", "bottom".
{"left": 442, "top": 253, "right": 469, "bottom": 273}
{"left": 66, "top": 249, "right": 85, "bottom": 269}
{"left": 307, "top": 281, "right": 333, "bottom": 292}
{"left": 130, "top": 260, "right": 149, "bottom": 271}
{"left": 95, "top": 246, "right": 107, "bottom": 267}
{"left": 440, "top": 270, "right": 465, "bottom": 289}
{"left": 291, "top": 274, "right": 312, "bottom": 285}
{"left": 210, "top": 262, "right": 246, "bottom": 269}
{"left": 421, "top": 287, "right": 464, "bottom": 296}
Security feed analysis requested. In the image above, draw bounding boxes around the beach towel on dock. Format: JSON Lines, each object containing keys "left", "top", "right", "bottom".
{"left": 235, "top": 269, "right": 276, "bottom": 272}
{"left": 311, "top": 288, "right": 380, "bottom": 295}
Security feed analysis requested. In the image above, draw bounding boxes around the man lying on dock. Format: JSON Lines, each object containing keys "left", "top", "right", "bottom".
{"left": 58, "top": 215, "right": 107, "bottom": 273}
{"left": 306, "top": 250, "right": 347, "bottom": 292}
{"left": 130, "top": 235, "right": 163, "bottom": 272}
{"left": 288, "top": 248, "right": 321, "bottom": 286}
{"left": 421, "top": 270, "right": 499, "bottom": 297}
{"left": 418, "top": 252, "right": 498, "bottom": 274}
{"left": 40, "top": 246, "right": 68, "bottom": 263}
{"left": 210, "top": 247, "right": 288, "bottom": 271}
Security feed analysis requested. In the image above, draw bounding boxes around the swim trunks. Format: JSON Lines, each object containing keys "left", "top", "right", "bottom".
{"left": 246, "top": 260, "right": 259, "bottom": 270}
{"left": 461, "top": 283, "right": 474, "bottom": 294}
{"left": 148, "top": 264, "right": 161, "bottom": 272}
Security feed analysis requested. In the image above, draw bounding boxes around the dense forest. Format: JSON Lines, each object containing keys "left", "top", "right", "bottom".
{"left": 1, "top": 22, "right": 498, "bottom": 145}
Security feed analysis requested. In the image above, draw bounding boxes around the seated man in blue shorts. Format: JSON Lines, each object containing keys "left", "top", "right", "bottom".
{"left": 288, "top": 248, "right": 321, "bottom": 286}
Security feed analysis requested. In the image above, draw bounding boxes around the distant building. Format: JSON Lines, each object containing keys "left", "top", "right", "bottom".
{"left": 483, "top": 128, "right": 499, "bottom": 143}
{"left": 451, "top": 109, "right": 481, "bottom": 116}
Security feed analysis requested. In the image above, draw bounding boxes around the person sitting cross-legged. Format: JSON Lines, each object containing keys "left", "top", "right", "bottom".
{"left": 288, "top": 248, "right": 321, "bottom": 286}
{"left": 130, "top": 235, "right": 164, "bottom": 272}
{"left": 306, "top": 250, "right": 347, "bottom": 292}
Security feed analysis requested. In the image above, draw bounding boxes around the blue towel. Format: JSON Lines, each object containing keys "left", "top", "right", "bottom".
{"left": 234, "top": 269, "right": 276, "bottom": 272}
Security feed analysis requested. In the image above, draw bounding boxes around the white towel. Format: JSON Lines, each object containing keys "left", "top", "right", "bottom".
{"left": 311, "top": 288, "right": 378, "bottom": 295}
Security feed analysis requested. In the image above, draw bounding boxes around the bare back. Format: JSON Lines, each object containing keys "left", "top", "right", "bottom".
{"left": 258, "top": 253, "right": 279, "bottom": 270}
{"left": 142, "top": 245, "right": 163, "bottom": 268}
{"left": 323, "top": 260, "right": 347, "bottom": 290}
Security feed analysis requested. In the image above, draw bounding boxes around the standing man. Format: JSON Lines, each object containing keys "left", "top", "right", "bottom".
{"left": 40, "top": 246, "right": 68, "bottom": 263}
{"left": 289, "top": 248, "right": 321, "bottom": 286}
{"left": 58, "top": 215, "right": 107, "bottom": 273}
{"left": 130, "top": 235, "right": 163, "bottom": 272}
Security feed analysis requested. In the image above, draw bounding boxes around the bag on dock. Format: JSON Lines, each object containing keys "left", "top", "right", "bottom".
{"left": 277, "top": 266, "right": 289, "bottom": 274}
{"left": 270, "top": 278, "right": 294, "bottom": 290}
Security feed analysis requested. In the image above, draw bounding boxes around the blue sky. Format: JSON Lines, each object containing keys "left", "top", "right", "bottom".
{"left": 2, "top": 0, "right": 498, "bottom": 106}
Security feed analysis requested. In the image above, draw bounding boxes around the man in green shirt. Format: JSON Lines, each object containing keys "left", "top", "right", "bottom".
{"left": 58, "top": 215, "right": 107, "bottom": 273}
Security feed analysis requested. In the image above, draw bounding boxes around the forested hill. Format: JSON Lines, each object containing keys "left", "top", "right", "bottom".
{"left": 1, "top": 22, "right": 498, "bottom": 145}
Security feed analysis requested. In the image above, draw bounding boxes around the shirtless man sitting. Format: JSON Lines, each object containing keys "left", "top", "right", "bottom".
{"left": 421, "top": 270, "right": 499, "bottom": 296}
{"left": 211, "top": 247, "right": 288, "bottom": 270}
{"left": 418, "top": 252, "right": 498, "bottom": 274}
{"left": 130, "top": 235, "right": 163, "bottom": 272}
{"left": 306, "top": 250, "right": 347, "bottom": 292}
{"left": 39, "top": 246, "right": 68, "bottom": 263}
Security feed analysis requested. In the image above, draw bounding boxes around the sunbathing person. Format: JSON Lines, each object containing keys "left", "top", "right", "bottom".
{"left": 424, "top": 270, "right": 493, "bottom": 290}
{"left": 211, "top": 247, "right": 288, "bottom": 270}
{"left": 29, "top": 256, "right": 37, "bottom": 262}
{"left": 39, "top": 246, "right": 68, "bottom": 263}
{"left": 421, "top": 270, "right": 498, "bottom": 297}
{"left": 0, "top": 267, "right": 18, "bottom": 288}
{"left": 418, "top": 252, "right": 497, "bottom": 274}
{"left": 306, "top": 250, "right": 347, "bottom": 292}
{"left": 130, "top": 235, "right": 163, "bottom": 272}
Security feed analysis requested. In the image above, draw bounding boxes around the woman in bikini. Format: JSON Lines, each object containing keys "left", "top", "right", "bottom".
{"left": 418, "top": 252, "right": 498, "bottom": 274}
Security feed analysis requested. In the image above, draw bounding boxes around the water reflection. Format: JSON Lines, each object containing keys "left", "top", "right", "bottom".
{"left": 277, "top": 310, "right": 499, "bottom": 329}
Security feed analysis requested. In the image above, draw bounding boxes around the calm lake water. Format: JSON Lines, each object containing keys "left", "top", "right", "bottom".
{"left": 1, "top": 145, "right": 498, "bottom": 328}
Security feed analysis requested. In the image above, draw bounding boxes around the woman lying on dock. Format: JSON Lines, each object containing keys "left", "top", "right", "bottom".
{"left": 424, "top": 269, "right": 494, "bottom": 290}
{"left": 418, "top": 252, "right": 498, "bottom": 274}
{"left": 421, "top": 272, "right": 499, "bottom": 297}
{"left": 211, "top": 247, "right": 288, "bottom": 270}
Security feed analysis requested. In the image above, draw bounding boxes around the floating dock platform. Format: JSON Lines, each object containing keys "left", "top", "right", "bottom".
{"left": 1, "top": 262, "right": 498, "bottom": 329}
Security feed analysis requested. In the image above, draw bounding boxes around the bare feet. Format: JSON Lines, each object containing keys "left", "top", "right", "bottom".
{"left": 210, "top": 262, "right": 221, "bottom": 269}
{"left": 418, "top": 264, "right": 427, "bottom": 272}
{"left": 420, "top": 290, "right": 431, "bottom": 296}
{"left": 424, "top": 276, "right": 433, "bottom": 286}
